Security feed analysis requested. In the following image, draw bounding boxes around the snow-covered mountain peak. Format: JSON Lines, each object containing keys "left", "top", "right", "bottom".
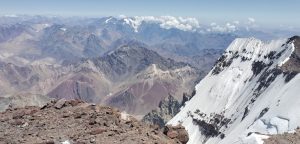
{"left": 226, "top": 37, "right": 284, "bottom": 53}
{"left": 168, "top": 36, "right": 300, "bottom": 144}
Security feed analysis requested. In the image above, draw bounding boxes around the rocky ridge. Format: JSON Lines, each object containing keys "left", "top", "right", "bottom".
{"left": 0, "top": 99, "right": 188, "bottom": 144}
{"left": 264, "top": 128, "right": 300, "bottom": 144}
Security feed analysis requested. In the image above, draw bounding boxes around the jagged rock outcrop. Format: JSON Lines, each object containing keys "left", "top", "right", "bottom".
{"left": 142, "top": 94, "right": 191, "bottom": 128}
{"left": 281, "top": 36, "right": 300, "bottom": 73}
{"left": 142, "top": 95, "right": 181, "bottom": 127}
{"left": 142, "top": 91, "right": 195, "bottom": 128}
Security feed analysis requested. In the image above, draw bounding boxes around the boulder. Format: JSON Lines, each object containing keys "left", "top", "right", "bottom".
{"left": 163, "top": 125, "right": 189, "bottom": 144}
{"left": 54, "top": 99, "right": 67, "bottom": 109}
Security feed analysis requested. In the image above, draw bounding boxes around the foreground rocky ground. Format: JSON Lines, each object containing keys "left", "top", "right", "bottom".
{"left": 0, "top": 99, "right": 188, "bottom": 144}
{"left": 264, "top": 128, "right": 300, "bottom": 144}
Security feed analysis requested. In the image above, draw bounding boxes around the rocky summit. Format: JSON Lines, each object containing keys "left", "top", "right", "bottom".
{"left": 0, "top": 99, "right": 188, "bottom": 144}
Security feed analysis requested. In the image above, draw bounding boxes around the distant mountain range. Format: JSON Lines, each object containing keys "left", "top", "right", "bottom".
{"left": 0, "top": 15, "right": 298, "bottom": 118}
{"left": 0, "top": 42, "right": 200, "bottom": 117}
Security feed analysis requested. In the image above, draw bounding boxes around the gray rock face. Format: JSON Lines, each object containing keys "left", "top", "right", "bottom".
{"left": 281, "top": 36, "right": 300, "bottom": 73}
{"left": 142, "top": 95, "right": 182, "bottom": 127}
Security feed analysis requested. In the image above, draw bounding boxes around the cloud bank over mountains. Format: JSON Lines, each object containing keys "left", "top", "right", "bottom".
{"left": 120, "top": 15, "right": 200, "bottom": 32}
{"left": 117, "top": 15, "right": 262, "bottom": 33}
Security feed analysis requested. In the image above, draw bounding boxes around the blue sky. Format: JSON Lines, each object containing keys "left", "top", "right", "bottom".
{"left": 1, "top": 0, "right": 299, "bottom": 27}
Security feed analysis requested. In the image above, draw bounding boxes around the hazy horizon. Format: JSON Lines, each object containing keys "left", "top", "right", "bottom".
{"left": 0, "top": 0, "right": 299, "bottom": 29}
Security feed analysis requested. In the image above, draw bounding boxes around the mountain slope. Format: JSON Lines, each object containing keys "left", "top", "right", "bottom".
{"left": 168, "top": 36, "right": 300, "bottom": 144}
{"left": 90, "top": 43, "right": 199, "bottom": 115}
{"left": 0, "top": 16, "right": 235, "bottom": 73}
{"left": 0, "top": 42, "right": 200, "bottom": 117}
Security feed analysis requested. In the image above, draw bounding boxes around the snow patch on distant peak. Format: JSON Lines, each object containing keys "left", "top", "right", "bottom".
{"left": 105, "top": 17, "right": 113, "bottom": 23}
{"left": 121, "top": 16, "right": 200, "bottom": 32}
{"left": 60, "top": 27, "right": 67, "bottom": 31}
{"left": 33, "top": 23, "right": 51, "bottom": 32}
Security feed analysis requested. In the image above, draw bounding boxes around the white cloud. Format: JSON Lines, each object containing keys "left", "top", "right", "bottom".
{"left": 248, "top": 17, "right": 256, "bottom": 23}
{"left": 226, "top": 23, "right": 236, "bottom": 31}
{"left": 118, "top": 14, "right": 127, "bottom": 19}
{"left": 246, "top": 17, "right": 258, "bottom": 30}
{"left": 121, "top": 16, "right": 200, "bottom": 32}
{"left": 210, "top": 22, "right": 217, "bottom": 26}
{"left": 233, "top": 21, "right": 240, "bottom": 25}
{"left": 207, "top": 21, "right": 238, "bottom": 33}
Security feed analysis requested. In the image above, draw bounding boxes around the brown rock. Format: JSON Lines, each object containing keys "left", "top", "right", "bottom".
{"left": 88, "top": 119, "right": 97, "bottom": 125}
{"left": 27, "top": 109, "right": 38, "bottom": 115}
{"left": 164, "top": 125, "right": 189, "bottom": 144}
{"left": 11, "top": 119, "right": 24, "bottom": 125}
{"left": 36, "top": 140, "right": 55, "bottom": 144}
{"left": 177, "top": 130, "right": 189, "bottom": 144}
{"left": 12, "top": 111, "right": 25, "bottom": 119}
{"left": 74, "top": 112, "right": 85, "bottom": 119}
{"left": 62, "top": 113, "right": 70, "bottom": 118}
{"left": 54, "top": 99, "right": 67, "bottom": 109}
{"left": 69, "top": 99, "right": 83, "bottom": 107}
{"left": 73, "top": 142, "right": 85, "bottom": 144}
{"left": 89, "top": 128, "right": 106, "bottom": 135}
{"left": 167, "top": 130, "right": 179, "bottom": 139}
{"left": 0, "top": 117, "right": 9, "bottom": 122}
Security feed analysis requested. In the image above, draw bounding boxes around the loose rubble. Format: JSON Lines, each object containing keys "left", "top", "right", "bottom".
{"left": 264, "top": 128, "right": 300, "bottom": 144}
{"left": 0, "top": 99, "right": 188, "bottom": 144}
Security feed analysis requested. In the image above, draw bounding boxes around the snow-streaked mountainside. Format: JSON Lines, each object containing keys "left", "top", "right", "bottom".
{"left": 168, "top": 36, "right": 300, "bottom": 144}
